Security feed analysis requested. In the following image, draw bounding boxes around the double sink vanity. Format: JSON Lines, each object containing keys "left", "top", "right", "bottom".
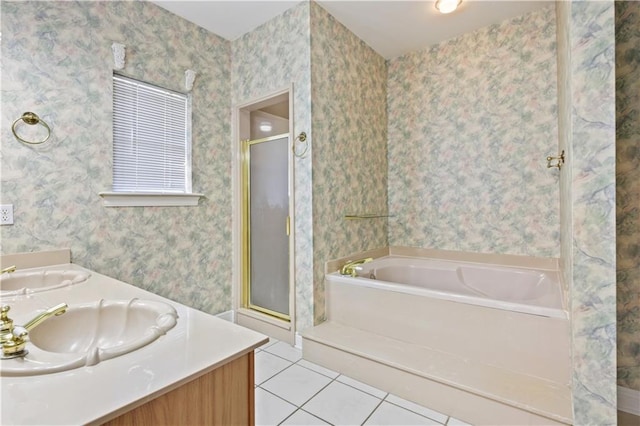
{"left": 0, "top": 249, "right": 267, "bottom": 425}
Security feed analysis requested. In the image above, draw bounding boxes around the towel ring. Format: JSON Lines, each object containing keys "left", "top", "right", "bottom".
{"left": 12, "top": 112, "right": 51, "bottom": 145}
{"left": 292, "top": 132, "right": 308, "bottom": 158}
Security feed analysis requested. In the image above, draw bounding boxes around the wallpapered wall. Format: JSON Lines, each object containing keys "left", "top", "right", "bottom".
{"left": 309, "top": 2, "right": 388, "bottom": 324}
{"left": 615, "top": 1, "right": 640, "bottom": 392}
{"left": 2, "top": 4, "right": 628, "bottom": 419}
{"left": 568, "top": 1, "right": 617, "bottom": 423}
{"left": 1, "top": 1, "right": 233, "bottom": 315}
{"left": 231, "top": 2, "right": 389, "bottom": 327}
{"left": 231, "top": 2, "right": 315, "bottom": 331}
{"left": 387, "top": 5, "right": 560, "bottom": 258}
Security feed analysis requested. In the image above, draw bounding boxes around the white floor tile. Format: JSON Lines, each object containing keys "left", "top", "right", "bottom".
{"left": 296, "top": 359, "right": 340, "bottom": 379}
{"left": 255, "top": 387, "right": 297, "bottom": 426}
{"left": 280, "top": 409, "right": 330, "bottom": 425}
{"left": 447, "top": 417, "right": 473, "bottom": 426}
{"left": 303, "top": 380, "right": 382, "bottom": 426}
{"left": 261, "top": 364, "right": 332, "bottom": 407}
{"left": 255, "top": 350, "right": 293, "bottom": 385}
{"left": 364, "top": 401, "right": 443, "bottom": 425}
{"left": 337, "top": 375, "right": 388, "bottom": 399}
{"left": 385, "top": 394, "right": 448, "bottom": 424}
{"left": 258, "top": 338, "right": 278, "bottom": 351}
{"left": 264, "top": 341, "right": 303, "bottom": 362}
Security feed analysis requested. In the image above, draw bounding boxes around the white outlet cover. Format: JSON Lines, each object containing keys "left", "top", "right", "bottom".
{"left": 0, "top": 204, "right": 14, "bottom": 225}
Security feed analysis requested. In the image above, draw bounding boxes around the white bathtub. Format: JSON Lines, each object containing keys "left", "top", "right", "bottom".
{"left": 306, "top": 252, "right": 572, "bottom": 424}
{"left": 328, "top": 255, "right": 566, "bottom": 319}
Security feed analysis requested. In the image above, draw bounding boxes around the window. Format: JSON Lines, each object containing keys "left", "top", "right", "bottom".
{"left": 101, "top": 74, "right": 202, "bottom": 206}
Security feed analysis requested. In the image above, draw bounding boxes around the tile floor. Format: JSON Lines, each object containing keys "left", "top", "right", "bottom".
{"left": 254, "top": 339, "right": 472, "bottom": 426}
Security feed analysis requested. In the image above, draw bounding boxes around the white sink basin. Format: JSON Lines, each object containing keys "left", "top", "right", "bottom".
{"left": 0, "top": 269, "right": 90, "bottom": 296}
{"left": 0, "top": 299, "right": 178, "bottom": 376}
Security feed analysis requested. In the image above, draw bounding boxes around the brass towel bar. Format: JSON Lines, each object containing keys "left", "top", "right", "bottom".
{"left": 345, "top": 214, "right": 394, "bottom": 220}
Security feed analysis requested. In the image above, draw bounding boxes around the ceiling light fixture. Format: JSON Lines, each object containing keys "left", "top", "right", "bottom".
{"left": 259, "top": 122, "right": 272, "bottom": 132}
{"left": 435, "top": 0, "right": 461, "bottom": 14}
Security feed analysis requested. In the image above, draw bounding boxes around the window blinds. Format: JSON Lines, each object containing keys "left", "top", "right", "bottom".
{"left": 112, "top": 74, "right": 190, "bottom": 193}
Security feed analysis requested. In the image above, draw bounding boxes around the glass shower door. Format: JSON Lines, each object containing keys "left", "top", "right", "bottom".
{"left": 243, "top": 134, "right": 290, "bottom": 320}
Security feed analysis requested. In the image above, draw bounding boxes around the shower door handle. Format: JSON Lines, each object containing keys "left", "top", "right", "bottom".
{"left": 286, "top": 216, "right": 291, "bottom": 236}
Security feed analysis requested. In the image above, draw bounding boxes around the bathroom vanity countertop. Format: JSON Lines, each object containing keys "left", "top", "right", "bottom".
{"left": 0, "top": 260, "right": 267, "bottom": 425}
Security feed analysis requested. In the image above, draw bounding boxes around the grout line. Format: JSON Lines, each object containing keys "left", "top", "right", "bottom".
{"left": 360, "top": 397, "right": 385, "bottom": 425}
{"left": 334, "top": 374, "right": 388, "bottom": 400}
{"left": 260, "top": 362, "right": 336, "bottom": 410}
{"left": 262, "top": 345, "right": 303, "bottom": 364}
{"left": 260, "top": 338, "right": 279, "bottom": 350}
{"left": 298, "top": 377, "right": 386, "bottom": 425}
{"left": 255, "top": 360, "right": 296, "bottom": 386}
{"left": 259, "top": 346, "right": 301, "bottom": 364}
{"left": 296, "top": 375, "right": 336, "bottom": 408}
{"left": 258, "top": 385, "right": 300, "bottom": 410}
{"left": 277, "top": 408, "right": 335, "bottom": 426}
{"left": 300, "top": 408, "right": 335, "bottom": 426}
{"left": 294, "top": 358, "right": 339, "bottom": 379}
{"left": 270, "top": 349, "right": 446, "bottom": 424}
{"left": 277, "top": 408, "right": 299, "bottom": 426}
{"left": 265, "top": 362, "right": 444, "bottom": 426}
{"left": 291, "top": 376, "right": 344, "bottom": 424}
{"left": 298, "top": 408, "right": 335, "bottom": 426}
{"left": 262, "top": 339, "right": 453, "bottom": 425}
{"left": 382, "top": 396, "right": 448, "bottom": 424}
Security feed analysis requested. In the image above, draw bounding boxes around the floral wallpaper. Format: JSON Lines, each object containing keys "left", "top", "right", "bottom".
{"left": 231, "top": 1, "right": 389, "bottom": 327}
{"left": 231, "top": 2, "right": 315, "bottom": 332}
{"left": 387, "top": 5, "right": 560, "bottom": 258}
{"left": 309, "top": 2, "right": 388, "bottom": 324}
{"left": 1, "top": 4, "right": 627, "bottom": 421}
{"left": 615, "top": 0, "right": 640, "bottom": 393}
{"left": 1, "top": 1, "right": 233, "bottom": 315}
{"left": 568, "top": 1, "right": 617, "bottom": 423}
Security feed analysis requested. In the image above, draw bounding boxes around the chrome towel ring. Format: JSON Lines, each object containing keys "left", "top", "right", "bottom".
{"left": 12, "top": 112, "right": 51, "bottom": 145}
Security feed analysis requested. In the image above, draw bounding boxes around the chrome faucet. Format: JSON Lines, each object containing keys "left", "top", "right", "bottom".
{"left": 340, "top": 258, "right": 373, "bottom": 277}
{"left": 1, "top": 265, "right": 16, "bottom": 274}
{"left": 0, "top": 303, "right": 68, "bottom": 358}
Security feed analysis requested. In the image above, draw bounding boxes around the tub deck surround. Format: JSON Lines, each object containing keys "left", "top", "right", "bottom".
{"left": 326, "top": 246, "right": 559, "bottom": 272}
{"left": 331, "top": 256, "right": 565, "bottom": 318}
{"left": 0, "top": 253, "right": 267, "bottom": 425}
{"left": 303, "top": 324, "right": 572, "bottom": 425}
{"left": 301, "top": 248, "right": 572, "bottom": 425}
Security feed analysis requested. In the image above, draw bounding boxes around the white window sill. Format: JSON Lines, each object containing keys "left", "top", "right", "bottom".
{"left": 99, "top": 192, "right": 205, "bottom": 207}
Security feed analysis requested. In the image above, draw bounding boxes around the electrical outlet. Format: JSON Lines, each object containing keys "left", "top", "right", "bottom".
{"left": 0, "top": 204, "right": 14, "bottom": 225}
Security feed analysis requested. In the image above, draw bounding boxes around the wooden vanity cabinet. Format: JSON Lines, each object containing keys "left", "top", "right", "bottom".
{"left": 104, "top": 351, "right": 255, "bottom": 425}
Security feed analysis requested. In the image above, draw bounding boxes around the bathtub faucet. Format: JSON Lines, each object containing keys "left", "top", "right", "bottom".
{"left": 340, "top": 258, "right": 373, "bottom": 277}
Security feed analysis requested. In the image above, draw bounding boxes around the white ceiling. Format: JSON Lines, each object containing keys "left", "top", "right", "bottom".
{"left": 153, "top": 1, "right": 552, "bottom": 60}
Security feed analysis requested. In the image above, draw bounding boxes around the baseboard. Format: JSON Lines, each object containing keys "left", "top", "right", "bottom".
{"left": 236, "top": 310, "right": 294, "bottom": 345}
{"left": 216, "top": 310, "right": 235, "bottom": 322}
{"left": 618, "top": 386, "right": 640, "bottom": 416}
{"left": 215, "top": 310, "right": 302, "bottom": 347}
{"left": 295, "top": 332, "right": 303, "bottom": 350}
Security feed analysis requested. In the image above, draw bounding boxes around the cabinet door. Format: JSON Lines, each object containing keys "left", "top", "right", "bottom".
{"left": 103, "top": 352, "right": 255, "bottom": 425}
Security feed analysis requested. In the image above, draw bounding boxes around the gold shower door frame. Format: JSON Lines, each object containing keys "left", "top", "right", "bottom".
{"left": 241, "top": 133, "right": 291, "bottom": 322}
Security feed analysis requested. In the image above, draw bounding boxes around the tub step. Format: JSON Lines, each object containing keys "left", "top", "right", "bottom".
{"left": 301, "top": 322, "right": 572, "bottom": 426}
